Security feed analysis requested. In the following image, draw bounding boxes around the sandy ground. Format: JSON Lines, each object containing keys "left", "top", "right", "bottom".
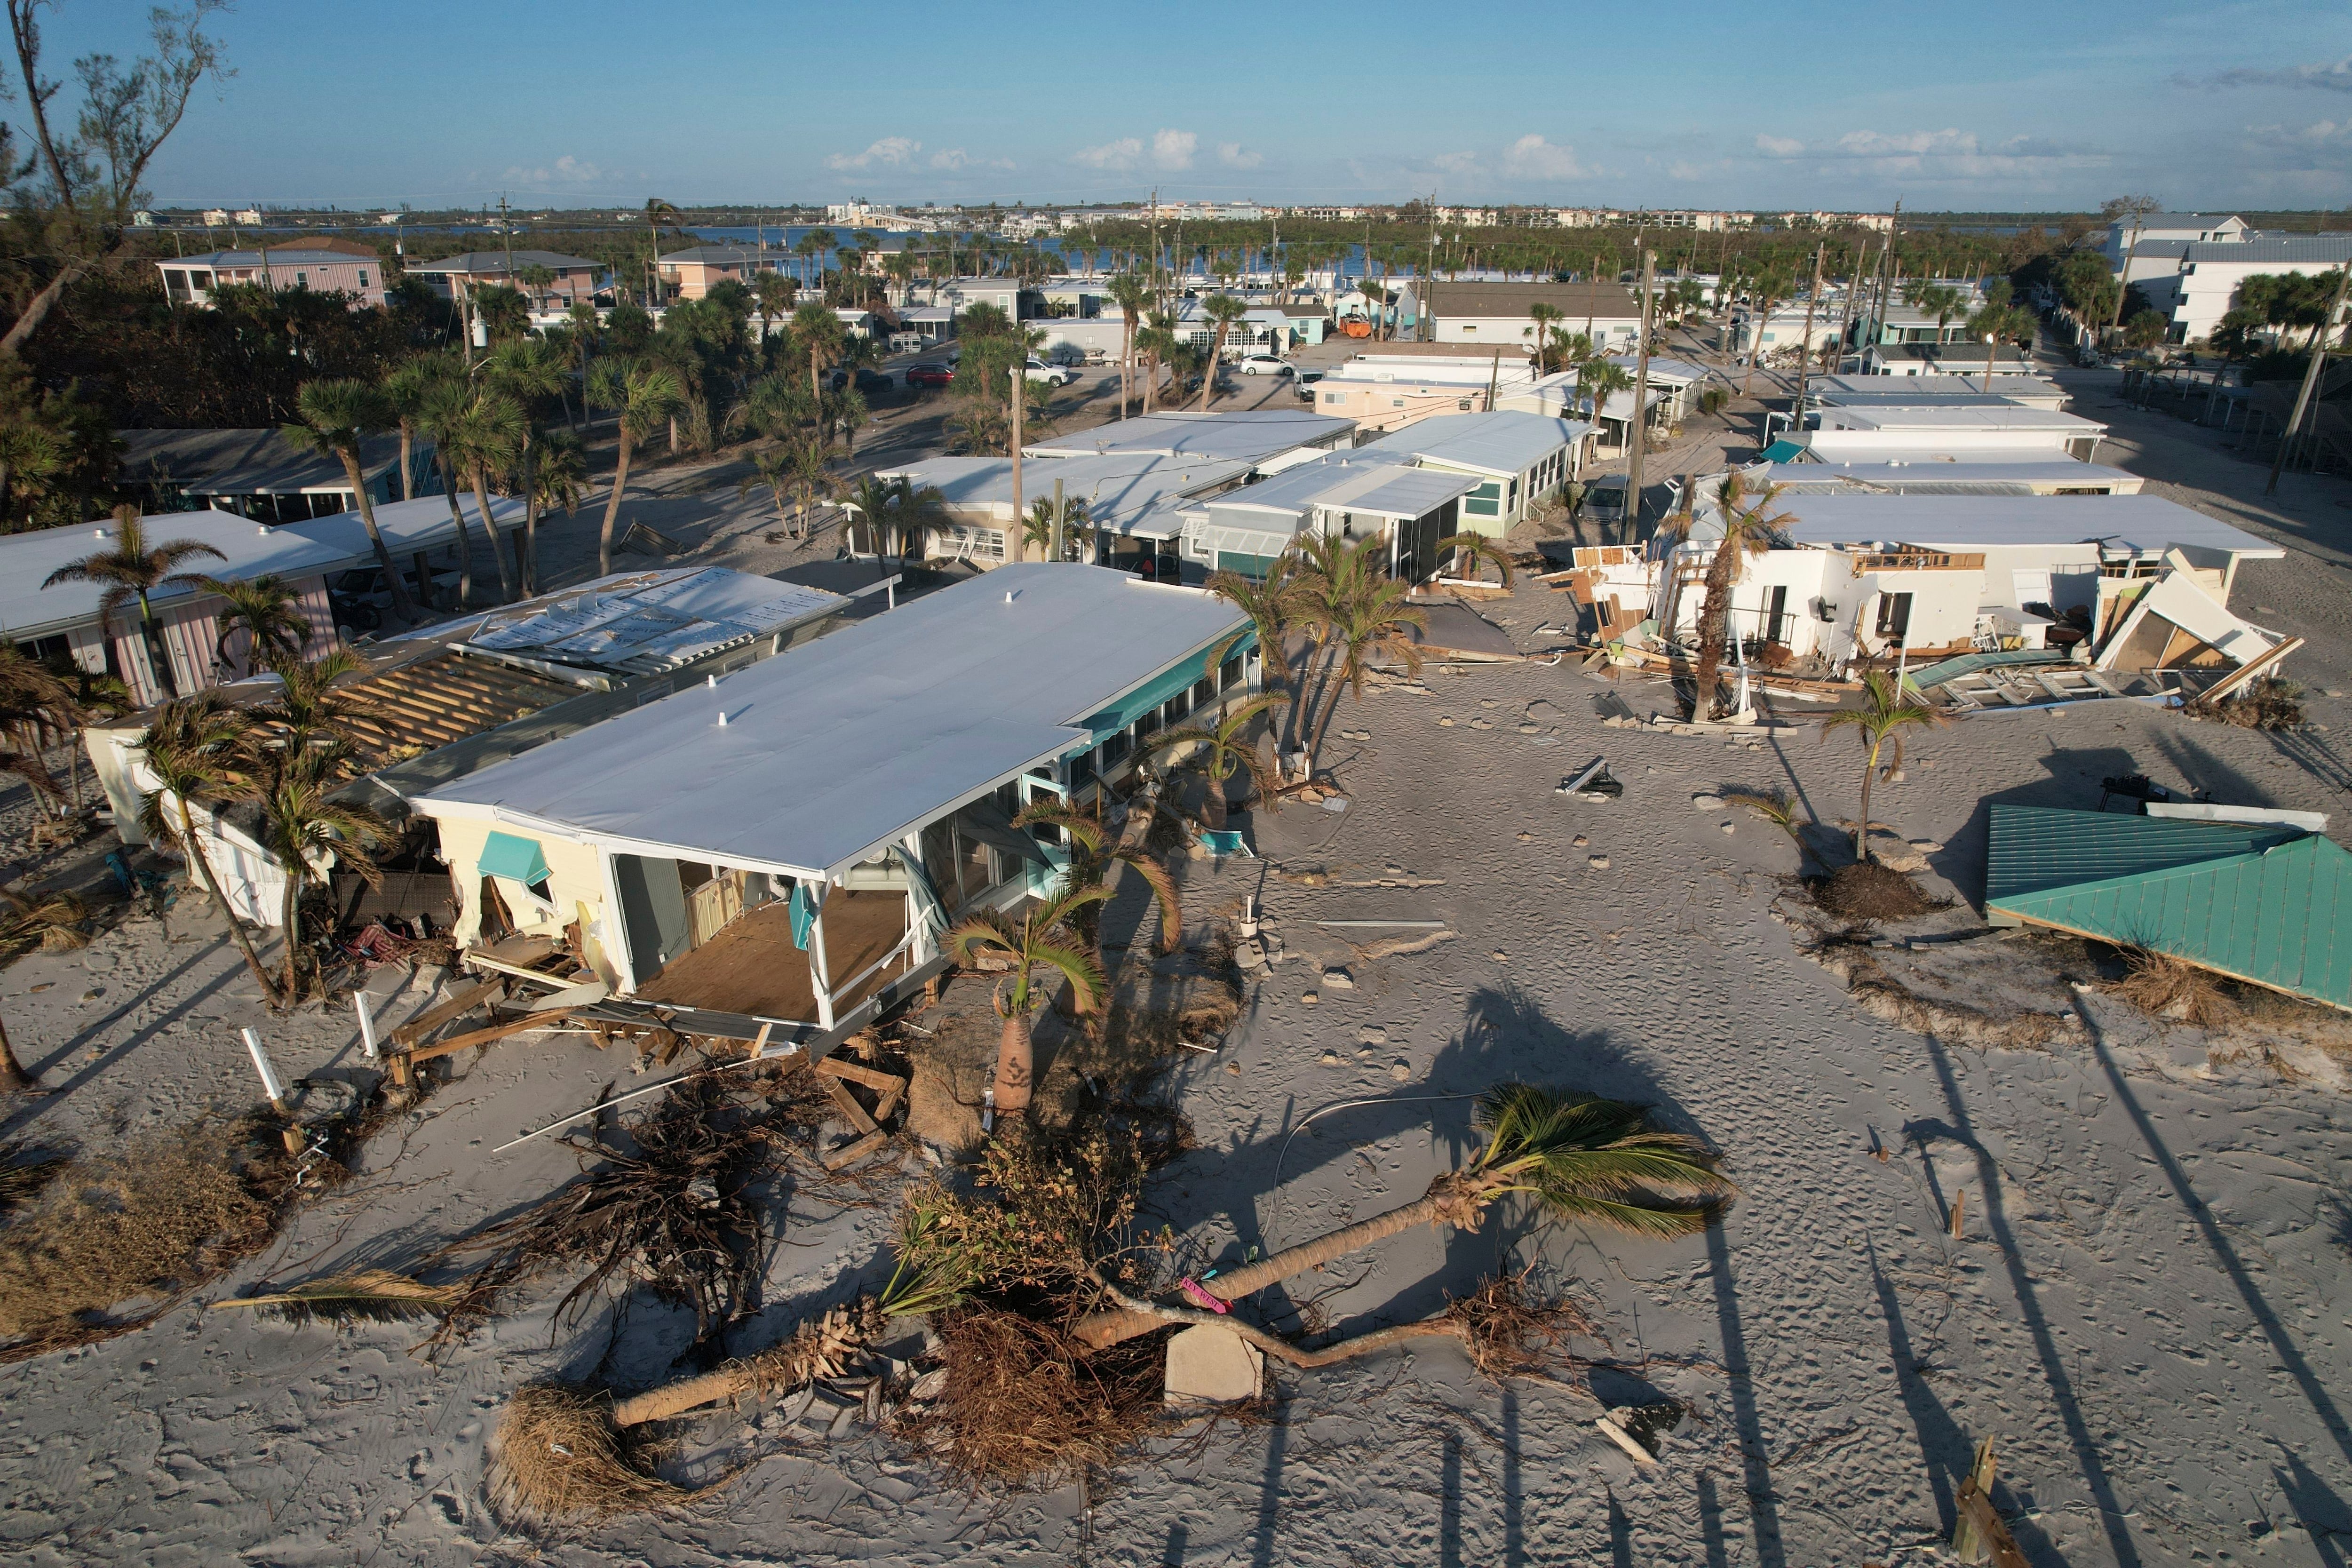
{"left": 1, "top": 357, "right": 2350, "bottom": 1566}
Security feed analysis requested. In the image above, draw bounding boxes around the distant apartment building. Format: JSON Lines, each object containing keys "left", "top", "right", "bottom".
{"left": 157, "top": 237, "right": 388, "bottom": 309}
{"left": 826, "top": 200, "right": 904, "bottom": 228}
{"left": 403, "top": 250, "right": 608, "bottom": 307}
{"left": 658, "top": 244, "right": 796, "bottom": 299}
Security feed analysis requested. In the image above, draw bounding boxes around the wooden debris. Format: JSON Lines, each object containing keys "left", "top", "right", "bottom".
{"left": 391, "top": 977, "right": 507, "bottom": 1049}
{"left": 1951, "top": 1438, "right": 2029, "bottom": 1567}
{"left": 820, "top": 1129, "right": 889, "bottom": 1170}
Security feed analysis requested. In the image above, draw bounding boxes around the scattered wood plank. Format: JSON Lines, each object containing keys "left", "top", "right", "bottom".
{"left": 820, "top": 1128, "right": 889, "bottom": 1170}
{"left": 1951, "top": 1437, "right": 2029, "bottom": 1568}
{"left": 826, "top": 1078, "right": 880, "bottom": 1137}
{"left": 391, "top": 977, "right": 507, "bottom": 1048}
{"left": 815, "top": 1057, "right": 905, "bottom": 1094}
{"left": 399, "top": 1010, "right": 576, "bottom": 1071}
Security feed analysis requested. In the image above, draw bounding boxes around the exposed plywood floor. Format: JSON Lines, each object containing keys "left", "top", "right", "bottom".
{"left": 634, "top": 890, "right": 909, "bottom": 1021}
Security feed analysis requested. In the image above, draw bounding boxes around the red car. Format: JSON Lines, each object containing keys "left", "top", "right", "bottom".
{"left": 906, "top": 364, "right": 954, "bottom": 388}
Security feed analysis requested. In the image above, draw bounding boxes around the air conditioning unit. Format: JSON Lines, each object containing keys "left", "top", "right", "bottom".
{"left": 1811, "top": 597, "right": 1838, "bottom": 622}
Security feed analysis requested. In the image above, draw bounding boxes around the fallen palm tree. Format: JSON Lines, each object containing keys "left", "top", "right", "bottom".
{"left": 486, "top": 1188, "right": 977, "bottom": 1525}
{"left": 1073, "top": 1085, "right": 1734, "bottom": 1351}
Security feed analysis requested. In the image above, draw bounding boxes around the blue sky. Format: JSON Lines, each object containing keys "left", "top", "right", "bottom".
{"left": 45, "top": 0, "right": 2352, "bottom": 212}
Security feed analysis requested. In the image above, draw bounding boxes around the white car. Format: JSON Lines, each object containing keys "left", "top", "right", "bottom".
{"left": 1023, "top": 357, "right": 1080, "bottom": 386}
{"left": 1237, "top": 354, "right": 1292, "bottom": 376}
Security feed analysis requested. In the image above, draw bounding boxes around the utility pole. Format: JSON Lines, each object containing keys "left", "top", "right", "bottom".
{"left": 500, "top": 193, "right": 515, "bottom": 284}
{"left": 1009, "top": 360, "right": 1025, "bottom": 560}
{"left": 2266, "top": 262, "right": 2350, "bottom": 496}
{"left": 1790, "top": 245, "right": 1825, "bottom": 436}
{"left": 2106, "top": 195, "right": 2161, "bottom": 338}
{"left": 1830, "top": 238, "right": 1866, "bottom": 381}
{"left": 1625, "top": 248, "right": 1657, "bottom": 543}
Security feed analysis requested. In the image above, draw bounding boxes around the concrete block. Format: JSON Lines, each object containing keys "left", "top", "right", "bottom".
{"left": 1164, "top": 1323, "right": 1262, "bottom": 1407}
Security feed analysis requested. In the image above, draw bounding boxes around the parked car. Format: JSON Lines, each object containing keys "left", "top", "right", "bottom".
{"left": 906, "top": 363, "right": 954, "bottom": 388}
{"left": 1023, "top": 357, "right": 1080, "bottom": 386}
{"left": 1294, "top": 367, "right": 1327, "bottom": 386}
{"left": 1238, "top": 354, "right": 1291, "bottom": 376}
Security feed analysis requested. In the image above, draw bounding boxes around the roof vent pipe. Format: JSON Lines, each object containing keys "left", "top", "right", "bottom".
{"left": 716, "top": 709, "right": 728, "bottom": 727}
{"left": 707, "top": 674, "right": 717, "bottom": 688}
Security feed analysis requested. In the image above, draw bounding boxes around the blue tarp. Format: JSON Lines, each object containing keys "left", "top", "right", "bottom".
{"left": 479, "top": 831, "right": 550, "bottom": 887}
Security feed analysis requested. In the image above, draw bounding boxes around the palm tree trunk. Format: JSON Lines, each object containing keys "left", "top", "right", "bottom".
{"left": 437, "top": 457, "right": 475, "bottom": 606}
{"left": 340, "top": 450, "right": 416, "bottom": 622}
{"left": 395, "top": 421, "right": 415, "bottom": 502}
{"left": 1855, "top": 742, "right": 1878, "bottom": 863}
{"left": 1073, "top": 1185, "right": 1465, "bottom": 1350}
{"left": 136, "top": 593, "right": 181, "bottom": 701}
{"left": 280, "top": 866, "right": 305, "bottom": 1004}
{"left": 599, "top": 431, "right": 635, "bottom": 576}
{"left": 471, "top": 470, "right": 515, "bottom": 604}
{"left": 0, "top": 1013, "right": 33, "bottom": 1093}
{"left": 175, "top": 796, "right": 282, "bottom": 1006}
{"left": 992, "top": 1006, "right": 1034, "bottom": 1120}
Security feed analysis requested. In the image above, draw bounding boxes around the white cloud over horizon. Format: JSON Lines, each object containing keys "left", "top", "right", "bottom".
{"left": 2190, "top": 56, "right": 2352, "bottom": 94}
{"left": 1151, "top": 129, "right": 1198, "bottom": 170}
{"left": 1217, "top": 141, "right": 1263, "bottom": 169}
{"left": 826, "top": 136, "right": 922, "bottom": 171}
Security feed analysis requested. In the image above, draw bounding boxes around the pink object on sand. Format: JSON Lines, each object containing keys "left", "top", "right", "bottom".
{"left": 1177, "top": 1278, "right": 1229, "bottom": 1314}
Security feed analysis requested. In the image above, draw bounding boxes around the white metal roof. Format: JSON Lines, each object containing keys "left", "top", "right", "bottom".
{"left": 414, "top": 564, "right": 1247, "bottom": 880}
{"left": 1023, "top": 409, "right": 1355, "bottom": 464}
{"left": 1812, "top": 406, "right": 2105, "bottom": 434}
{"left": 1604, "top": 355, "right": 1711, "bottom": 385}
{"left": 1205, "top": 458, "right": 1479, "bottom": 522}
{"left": 1356, "top": 411, "right": 1589, "bottom": 475}
{"left": 1769, "top": 494, "right": 2283, "bottom": 558}
{"left": 439, "top": 568, "right": 845, "bottom": 674}
{"left": 1748, "top": 460, "right": 2142, "bottom": 492}
{"left": 0, "top": 494, "right": 526, "bottom": 639}
{"left": 880, "top": 453, "right": 1250, "bottom": 530}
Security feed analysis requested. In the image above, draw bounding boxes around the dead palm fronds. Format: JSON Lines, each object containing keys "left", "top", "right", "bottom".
{"left": 1723, "top": 788, "right": 1802, "bottom": 840}
{"left": 426, "top": 1071, "right": 821, "bottom": 1357}
{"left": 901, "top": 1308, "right": 1163, "bottom": 1491}
{"left": 0, "top": 1143, "right": 66, "bottom": 1216}
{"left": 2109, "top": 946, "right": 2237, "bottom": 1028}
{"left": 214, "top": 1268, "right": 463, "bottom": 1327}
{"left": 487, "top": 1384, "right": 699, "bottom": 1528}
{"left": 0, "top": 884, "right": 87, "bottom": 955}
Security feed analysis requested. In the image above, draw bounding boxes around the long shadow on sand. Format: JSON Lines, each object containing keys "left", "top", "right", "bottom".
{"left": 3, "top": 932, "right": 237, "bottom": 1136}
{"left": 1914, "top": 1033, "right": 2145, "bottom": 1568}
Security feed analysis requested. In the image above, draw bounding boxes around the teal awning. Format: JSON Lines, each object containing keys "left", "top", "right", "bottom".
{"left": 1759, "top": 439, "right": 1806, "bottom": 463}
{"left": 1076, "top": 630, "right": 1257, "bottom": 747}
{"left": 479, "top": 830, "right": 550, "bottom": 887}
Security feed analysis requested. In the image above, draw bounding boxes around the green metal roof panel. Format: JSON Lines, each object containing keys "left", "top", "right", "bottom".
{"left": 1984, "top": 805, "right": 2303, "bottom": 903}
{"left": 1905, "top": 648, "right": 2078, "bottom": 694}
{"left": 1987, "top": 834, "right": 2352, "bottom": 1010}
{"left": 1759, "top": 439, "right": 1806, "bottom": 462}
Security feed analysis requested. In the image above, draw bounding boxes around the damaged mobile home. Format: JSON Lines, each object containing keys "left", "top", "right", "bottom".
{"left": 87, "top": 567, "right": 861, "bottom": 926}
{"left": 408, "top": 563, "right": 1256, "bottom": 1049}
{"left": 1569, "top": 492, "right": 2295, "bottom": 698}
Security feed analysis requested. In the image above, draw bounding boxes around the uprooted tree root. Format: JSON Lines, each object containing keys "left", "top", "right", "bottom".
{"left": 0, "top": 1117, "right": 319, "bottom": 1362}
{"left": 1446, "top": 1270, "right": 1598, "bottom": 1380}
{"left": 2108, "top": 946, "right": 2238, "bottom": 1028}
{"left": 899, "top": 1308, "right": 1164, "bottom": 1491}
{"left": 488, "top": 1382, "right": 699, "bottom": 1528}
{"left": 1810, "top": 862, "right": 1939, "bottom": 923}
{"left": 1803, "top": 939, "right": 2069, "bottom": 1051}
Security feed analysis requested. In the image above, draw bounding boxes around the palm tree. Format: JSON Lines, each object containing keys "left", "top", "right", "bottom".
{"left": 0, "top": 646, "right": 79, "bottom": 812}
{"left": 1306, "top": 556, "right": 1427, "bottom": 769}
{"left": 1438, "top": 532, "right": 1516, "bottom": 589}
{"left": 1073, "top": 1084, "right": 1735, "bottom": 1350}
{"left": 1140, "top": 691, "right": 1283, "bottom": 830}
{"left": 415, "top": 379, "right": 484, "bottom": 606}
{"left": 1208, "top": 555, "right": 1305, "bottom": 717}
{"left": 1106, "top": 271, "right": 1149, "bottom": 418}
{"left": 643, "top": 198, "right": 682, "bottom": 305}
{"left": 199, "top": 573, "right": 309, "bottom": 676}
{"left": 0, "top": 883, "right": 89, "bottom": 1093}
{"left": 285, "top": 378, "right": 418, "bottom": 624}
{"left": 531, "top": 427, "right": 587, "bottom": 528}
{"left": 943, "top": 883, "right": 1111, "bottom": 1123}
{"left": 249, "top": 732, "right": 389, "bottom": 1003}
{"left": 1133, "top": 312, "right": 1180, "bottom": 416}
{"left": 42, "top": 507, "right": 226, "bottom": 701}
{"left": 1527, "top": 303, "right": 1565, "bottom": 371}
{"left": 1741, "top": 263, "right": 1795, "bottom": 395}
{"left": 752, "top": 273, "right": 797, "bottom": 359}
{"left": 739, "top": 446, "right": 799, "bottom": 534}
{"left": 842, "top": 474, "right": 947, "bottom": 559}
{"left": 379, "top": 357, "right": 447, "bottom": 504}
{"left": 1904, "top": 280, "right": 1967, "bottom": 345}
{"left": 137, "top": 696, "right": 281, "bottom": 1006}
{"left": 1819, "top": 671, "right": 1947, "bottom": 864}
{"left": 1357, "top": 275, "right": 1389, "bottom": 337}
{"left": 589, "top": 363, "right": 683, "bottom": 576}
{"left": 1197, "top": 294, "right": 1251, "bottom": 410}
{"left": 781, "top": 439, "right": 834, "bottom": 540}
{"left": 485, "top": 339, "right": 567, "bottom": 596}
{"left": 1013, "top": 799, "right": 1182, "bottom": 961}
{"left": 437, "top": 390, "right": 527, "bottom": 604}
{"left": 789, "top": 301, "right": 847, "bottom": 399}
{"left": 1669, "top": 472, "right": 1789, "bottom": 719}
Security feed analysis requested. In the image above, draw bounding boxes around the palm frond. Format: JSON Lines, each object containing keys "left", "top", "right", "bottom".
{"left": 1113, "top": 846, "right": 1184, "bottom": 954}
{"left": 1012, "top": 800, "right": 1106, "bottom": 855}
{"left": 1024, "top": 932, "right": 1108, "bottom": 1016}
{"left": 1472, "top": 1083, "right": 1736, "bottom": 1237}
{"left": 944, "top": 911, "right": 1023, "bottom": 966}
{"left": 215, "top": 1269, "right": 461, "bottom": 1326}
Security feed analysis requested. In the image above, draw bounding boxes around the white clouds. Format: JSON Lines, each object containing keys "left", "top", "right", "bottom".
{"left": 1216, "top": 141, "right": 1263, "bottom": 169}
{"left": 1500, "top": 134, "right": 1586, "bottom": 180}
{"left": 1073, "top": 136, "right": 1144, "bottom": 170}
{"left": 502, "top": 155, "right": 609, "bottom": 186}
{"left": 1747, "top": 127, "right": 2105, "bottom": 182}
{"left": 826, "top": 136, "right": 921, "bottom": 171}
{"left": 928, "top": 147, "right": 1015, "bottom": 172}
{"left": 1072, "top": 128, "right": 1199, "bottom": 171}
{"left": 2194, "top": 56, "right": 2352, "bottom": 93}
{"left": 1431, "top": 150, "right": 1479, "bottom": 174}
